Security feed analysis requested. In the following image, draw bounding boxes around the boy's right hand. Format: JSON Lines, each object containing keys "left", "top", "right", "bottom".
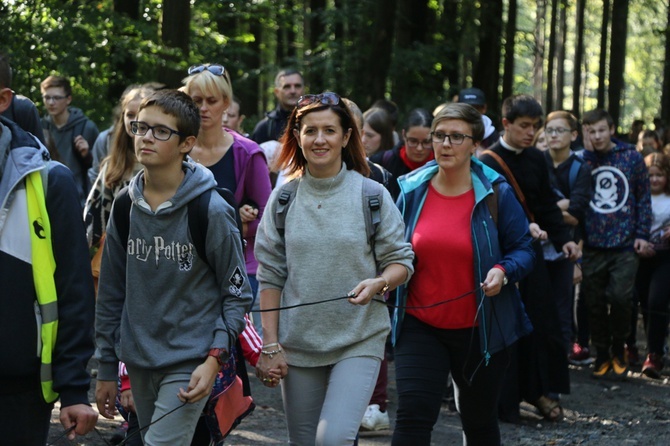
{"left": 95, "top": 380, "right": 119, "bottom": 419}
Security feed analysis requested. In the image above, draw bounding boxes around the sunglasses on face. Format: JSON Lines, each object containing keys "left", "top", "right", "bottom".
{"left": 296, "top": 92, "right": 341, "bottom": 109}
{"left": 187, "top": 64, "right": 226, "bottom": 76}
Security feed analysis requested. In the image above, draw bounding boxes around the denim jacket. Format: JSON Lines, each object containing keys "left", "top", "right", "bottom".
{"left": 392, "top": 157, "right": 535, "bottom": 358}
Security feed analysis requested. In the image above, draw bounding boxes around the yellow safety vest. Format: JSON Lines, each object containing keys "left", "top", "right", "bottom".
{"left": 25, "top": 169, "right": 59, "bottom": 403}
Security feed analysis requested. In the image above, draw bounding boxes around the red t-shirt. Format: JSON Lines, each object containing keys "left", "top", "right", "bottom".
{"left": 407, "top": 184, "right": 478, "bottom": 329}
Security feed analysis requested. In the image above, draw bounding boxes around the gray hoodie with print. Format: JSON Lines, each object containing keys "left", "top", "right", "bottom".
{"left": 95, "top": 162, "right": 252, "bottom": 381}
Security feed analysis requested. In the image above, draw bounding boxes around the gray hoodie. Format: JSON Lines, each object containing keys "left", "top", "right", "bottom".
{"left": 95, "top": 162, "right": 252, "bottom": 381}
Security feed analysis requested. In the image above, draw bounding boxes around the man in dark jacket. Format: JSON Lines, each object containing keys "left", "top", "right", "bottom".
{"left": 480, "top": 94, "right": 580, "bottom": 422}
{"left": 0, "top": 53, "right": 97, "bottom": 444}
{"left": 251, "top": 69, "right": 304, "bottom": 144}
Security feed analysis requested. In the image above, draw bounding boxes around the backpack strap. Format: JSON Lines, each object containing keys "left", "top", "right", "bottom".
{"left": 568, "top": 157, "right": 582, "bottom": 192}
{"left": 481, "top": 149, "right": 534, "bottom": 222}
{"left": 362, "top": 178, "right": 384, "bottom": 264}
{"left": 485, "top": 182, "right": 499, "bottom": 227}
{"left": 188, "top": 187, "right": 245, "bottom": 270}
{"left": 188, "top": 189, "right": 212, "bottom": 267}
{"left": 274, "top": 179, "right": 300, "bottom": 236}
{"left": 112, "top": 187, "right": 132, "bottom": 250}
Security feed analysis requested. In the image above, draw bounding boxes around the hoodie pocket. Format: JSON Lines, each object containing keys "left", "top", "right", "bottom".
{"left": 34, "top": 301, "right": 42, "bottom": 358}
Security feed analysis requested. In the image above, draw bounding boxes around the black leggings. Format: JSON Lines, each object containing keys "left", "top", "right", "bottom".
{"left": 392, "top": 315, "right": 510, "bottom": 446}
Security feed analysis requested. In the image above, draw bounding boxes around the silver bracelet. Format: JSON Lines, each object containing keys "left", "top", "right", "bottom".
{"left": 261, "top": 348, "right": 283, "bottom": 359}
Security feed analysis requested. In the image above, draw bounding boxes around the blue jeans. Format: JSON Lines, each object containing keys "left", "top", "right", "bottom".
{"left": 393, "top": 315, "right": 509, "bottom": 446}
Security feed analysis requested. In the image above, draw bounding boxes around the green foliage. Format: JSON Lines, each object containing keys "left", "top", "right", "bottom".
{"left": 1, "top": 0, "right": 668, "bottom": 133}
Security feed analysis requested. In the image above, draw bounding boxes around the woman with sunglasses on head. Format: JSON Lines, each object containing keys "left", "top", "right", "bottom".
{"left": 254, "top": 92, "right": 414, "bottom": 445}
{"left": 182, "top": 64, "right": 272, "bottom": 328}
{"left": 370, "top": 108, "right": 434, "bottom": 200}
{"left": 392, "top": 103, "right": 535, "bottom": 445}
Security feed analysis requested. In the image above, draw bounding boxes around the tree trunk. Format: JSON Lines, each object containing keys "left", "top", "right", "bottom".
{"left": 473, "top": 0, "right": 503, "bottom": 115}
{"left": 350, "top": 0, "right": 397, "bottom": 107}
{"left": 556, "top": 0, "right": 567, "bottom": 109}
{"left": 443, "top": 0, "right": 460, "bottom": 91}
{"left": 533, "top": 0, "right": 546, "bottom": 102}
{"left": 662, "top": 3, "right": 670, "bottom": 125}
{"left": 160, "top": 0, "right": 191, "bottom": 88}
{"left": 572, "top": 0, "right": 586, "bottom": 116}
{"left": 110, "top": 0, "right": 140, "bottom": 102}
{"left": 546, "top": 0, "right": 558, "bottom": 111}
{"left": 307, "top": 0, "right": 326, "bottom": 93}
{"left": 392, "top": 0, "right": 430, "bottom": 108}
{"left": 608, "top": 0, "right": 629, "bottom": 130}
{"left": 597, "top": 0, "right": 611, "bottom": 109}
{"left": 502, "top": 0, "right": 517, "bottom": 102}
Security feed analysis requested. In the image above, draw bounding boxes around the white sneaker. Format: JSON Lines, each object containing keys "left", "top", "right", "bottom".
{"left": 360, "top": 404, "right": 390, "bottom": 431}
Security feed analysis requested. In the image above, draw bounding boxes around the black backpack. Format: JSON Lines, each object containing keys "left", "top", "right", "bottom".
{"left": 112, "top": 186, "right": 245, "bottom": 267}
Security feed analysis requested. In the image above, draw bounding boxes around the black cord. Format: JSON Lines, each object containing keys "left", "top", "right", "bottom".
{"left": 252, "top": 287, "right": 482, "bottom": 312}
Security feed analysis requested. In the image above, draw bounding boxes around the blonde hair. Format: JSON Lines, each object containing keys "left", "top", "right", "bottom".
{"left": 182, "top": 68, "right": 233, "bottom": 106}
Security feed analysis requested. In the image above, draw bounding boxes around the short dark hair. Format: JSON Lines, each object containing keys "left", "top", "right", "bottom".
{"left": 139, "top": 89, "right": 200, "bottom": 141}
{"left": 582, "top": 108, "right": 614, "bottom": 128}
{"left": 371, "top": 99, "right": 399, "bottom": 127}
{"left": 40, "top": 75, "right": 72, "bottom": 96}
{"left": 502, "top": 94, "right": 543, "bottom": 123}
{"left": 0, "top": 52, "right": 12, "bottom": 89}
{"left": 404, "top": 108, "right": 433, "bottom": 131}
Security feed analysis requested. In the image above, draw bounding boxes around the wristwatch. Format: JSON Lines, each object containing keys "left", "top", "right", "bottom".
{"left": 377, "top": 275, "right": 390, "bottom": 295}
{"left": 208, "top": 348, "right": 229, "bottom": 366}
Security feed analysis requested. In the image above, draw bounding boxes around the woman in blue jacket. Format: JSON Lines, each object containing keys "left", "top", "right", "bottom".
{"left": 391, "top": 103, "right": 535, "bottom": 446}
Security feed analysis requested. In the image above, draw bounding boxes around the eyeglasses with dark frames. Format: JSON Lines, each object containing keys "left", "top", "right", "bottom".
{"left": 296, "top": 92, "right": 341, "bottom": 109}
{"left": 130, "top": 121, "right": 184, "bottom": 141}
{"left": 187, "top": 64, "right": 226, "bottom": 76}
{"left": 544, "top": 127, "right": 572, "bottom": 136}
{"left": 430, "top": 131, "right": 474, "bottom": 146}
{"left": 405, "top": 137, "right": 433, "bottom": 149}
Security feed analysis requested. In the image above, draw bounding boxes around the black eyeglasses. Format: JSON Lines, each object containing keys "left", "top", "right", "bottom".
{"left": 405, "top": 137, "right": 433, "bottom": 149}
{"left": 430, "top": 131, "right": 474, "bottom": 146}
{"left": 297, "top": 92, "right": 341, "bottom": 109}
{"left": 130, "top": 121, "right": 184, "bottom": 141}
{"left": 188, "top": 64, "right": 226, "bottom": 76}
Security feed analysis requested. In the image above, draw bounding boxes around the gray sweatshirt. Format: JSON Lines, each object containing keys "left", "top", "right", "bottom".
{"left": 95, "top": 162, "right": 252, "bottom": 381}
{"left": 255, "top": 164, "right": 414, "bottom": 367}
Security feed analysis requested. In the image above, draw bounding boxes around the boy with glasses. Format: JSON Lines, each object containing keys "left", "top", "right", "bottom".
{"left": 543, "top": 111, "right": 593, "bottom": 365}
{"left": 95, "top": 89, "right": 252, "bottom": 445}
{"left": 40, "top": 75, "right": 99, "bottom": 205}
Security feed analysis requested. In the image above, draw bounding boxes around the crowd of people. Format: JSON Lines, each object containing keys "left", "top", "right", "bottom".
{"left": 1, "top": 47, "right": 669, "bottom": 446}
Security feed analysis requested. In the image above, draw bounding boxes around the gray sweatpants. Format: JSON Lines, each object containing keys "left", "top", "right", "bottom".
{"left": 127, "top": 360, "right": 209, "bottom": 446}
{"left": 281, "top": 356, "right": 381, "bottom": 446}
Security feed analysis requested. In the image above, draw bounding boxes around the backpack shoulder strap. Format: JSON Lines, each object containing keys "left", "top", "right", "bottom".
{"left": 215, "top": 187, "right": 245, "bottom": 250}
{"left": 274, "top": 179, "right": 300, "bottom": 236}
{"left": 484, "top": 182, "right": 499, "bottom": 227}
{"left": 188, "top": 189, "right": 213, "bottom": 266}
{"left": 481, "top": 149, "right": 534, "bottom": 222}
{"left": 362, "top": 178, "right": 384, "bottom": 264}
{"left": 112, "top": 187, "right": 132, "bottom": 252}
{"left": 568, "top": 157, "right": 582, "bottom": 192}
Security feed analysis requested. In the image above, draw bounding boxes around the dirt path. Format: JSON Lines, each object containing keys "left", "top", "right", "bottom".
{"left": 48, "top": 356, "right": 670, "bottom": 446}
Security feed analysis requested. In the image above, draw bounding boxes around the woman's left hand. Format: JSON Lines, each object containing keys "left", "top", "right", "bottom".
{"left": 481, "top": 268, "right": 505, "bottom": 297}
{"left": 348, "top": 277, "right": 386, "bottom": 305}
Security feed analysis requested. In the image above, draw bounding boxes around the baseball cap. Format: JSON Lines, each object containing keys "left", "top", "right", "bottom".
{"left": 458, "top": 88, "right": 486, "bottom": 106}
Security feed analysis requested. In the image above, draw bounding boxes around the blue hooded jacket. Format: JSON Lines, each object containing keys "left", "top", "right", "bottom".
{"left": 392, "top": 157, "right": 535, "bottom": 358}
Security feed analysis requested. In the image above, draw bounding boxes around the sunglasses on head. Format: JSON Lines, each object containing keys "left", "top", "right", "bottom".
{"left": 188, "top": 64, "right": 226, "bottom": 76}
{"left": 296, "top": 92, "right": 341, "bottom": 109}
